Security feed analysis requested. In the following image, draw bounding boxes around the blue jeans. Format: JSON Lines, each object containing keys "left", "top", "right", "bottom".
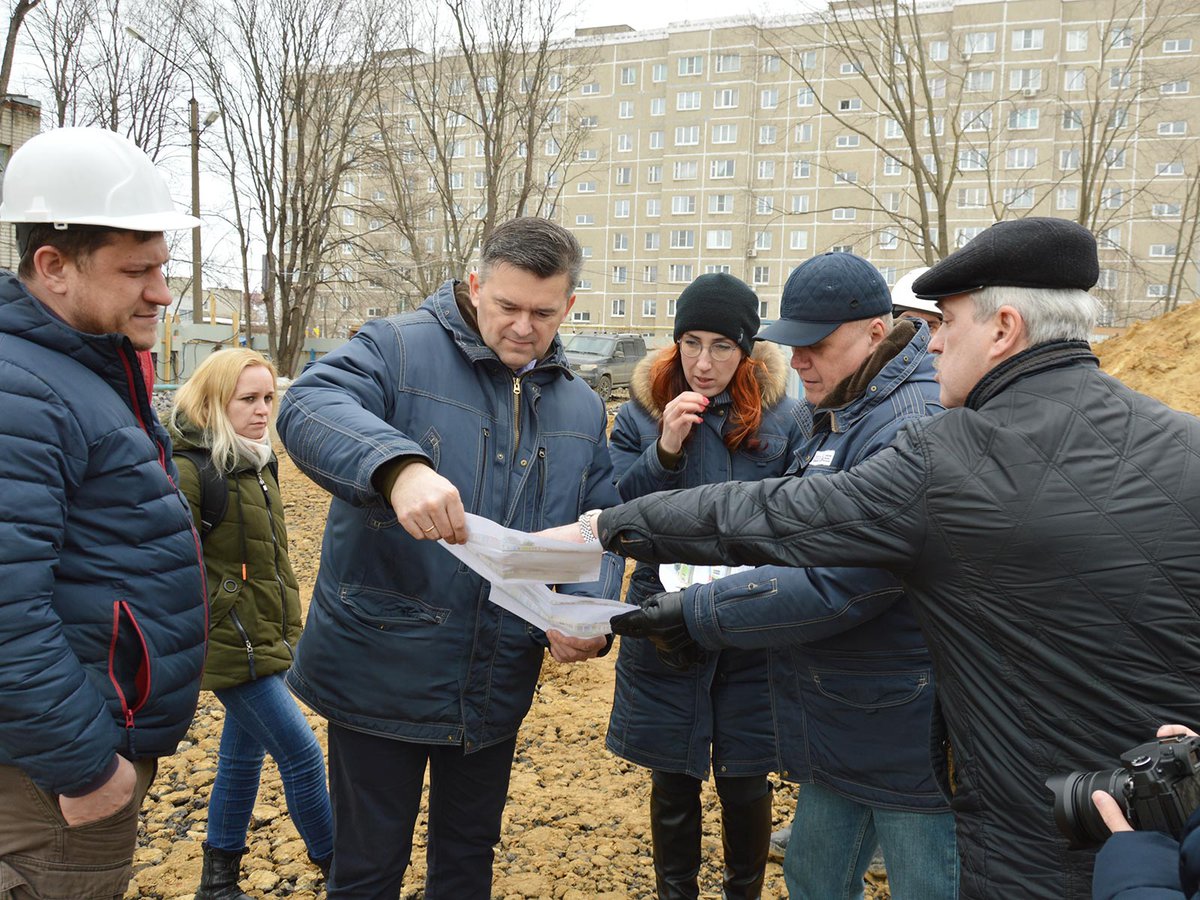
{"left": 208, "top": 673, "right": 333, "bottom": 860}
{"left": 325, "top": 723, "right": 518, "bottom": 900}
{"left": 783, "top": 783, "right": 958, "bottom": 900}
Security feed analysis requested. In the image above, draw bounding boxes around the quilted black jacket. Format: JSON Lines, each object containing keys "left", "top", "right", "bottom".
{"left": 598, "top": 340, "right": 1200, "bottom": 900}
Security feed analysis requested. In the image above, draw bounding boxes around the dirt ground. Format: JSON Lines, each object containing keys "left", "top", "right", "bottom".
{"left": 1094, "top": 299, "right": 1200, "bottom": 417}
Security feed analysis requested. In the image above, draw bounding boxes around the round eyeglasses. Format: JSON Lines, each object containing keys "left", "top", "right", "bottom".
{"left": 678, "top": 337, "right": 738, "bottom": 362}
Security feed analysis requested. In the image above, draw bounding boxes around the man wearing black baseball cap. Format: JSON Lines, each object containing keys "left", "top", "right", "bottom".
{"left": 542, "top": 217, "right": 1200, "bottom": 899}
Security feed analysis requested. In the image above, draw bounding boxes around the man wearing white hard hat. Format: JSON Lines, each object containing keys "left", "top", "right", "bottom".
{"left": 891, "top": 267, "right": 943, "bottom": 333}
{"left": 0, "top": 127, "right": 207, "bottom": 899}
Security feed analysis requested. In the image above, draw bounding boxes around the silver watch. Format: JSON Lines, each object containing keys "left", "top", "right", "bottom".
{"left": 578, "top": 509, "right": 601, "bottom": 543}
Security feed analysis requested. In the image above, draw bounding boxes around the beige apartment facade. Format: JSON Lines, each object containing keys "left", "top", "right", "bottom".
{"left": 335, "top": 0, "right": 1199, "bottom": 340}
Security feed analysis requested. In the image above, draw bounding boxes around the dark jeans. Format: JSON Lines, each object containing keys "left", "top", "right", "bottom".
{"left": 326, "top": 723, "right": 518, "bottom": 900}
{"left": 0, "top": 758, "right": 156, "bottom": 900}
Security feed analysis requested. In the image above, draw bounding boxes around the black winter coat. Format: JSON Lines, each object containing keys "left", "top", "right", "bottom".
{"left": 597, "top": 341, "right": 1200, "bottom": 900}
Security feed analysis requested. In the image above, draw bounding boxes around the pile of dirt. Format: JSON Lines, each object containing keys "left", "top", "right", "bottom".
{"left": 1095, "top": 301, "right": 1200, "bottom": 417}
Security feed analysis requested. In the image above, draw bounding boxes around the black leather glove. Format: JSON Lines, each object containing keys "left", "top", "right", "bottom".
{"left": 610, "top": 590, "right": 703, "bottom": 671}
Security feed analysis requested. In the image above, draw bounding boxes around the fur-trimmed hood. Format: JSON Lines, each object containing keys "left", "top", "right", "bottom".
{"left": 628, "top": 341, "right": 792, "bottom": 419}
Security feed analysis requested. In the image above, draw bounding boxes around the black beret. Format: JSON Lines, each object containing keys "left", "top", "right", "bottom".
{"left": 673, "top": 272, "right": 760, "bottom": 355}
{"left": 912, "top": 217, "right": 1099, "bottom": 300}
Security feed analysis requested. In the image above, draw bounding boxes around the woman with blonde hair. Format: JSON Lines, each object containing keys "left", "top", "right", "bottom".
{"left": 171, "top": 349, "right": 332, "bottom": 899}
{"left": 605, "top": 274, "right": 806, "bottom": 899}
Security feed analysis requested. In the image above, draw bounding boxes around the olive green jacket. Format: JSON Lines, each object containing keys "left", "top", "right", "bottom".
{"left": 172, "top": 423, "right": 302, "bottom": 691}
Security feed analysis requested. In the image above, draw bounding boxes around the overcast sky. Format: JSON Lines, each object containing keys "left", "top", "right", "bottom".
{"left": 572, "top": 0, "right": 810, "bottom": 33}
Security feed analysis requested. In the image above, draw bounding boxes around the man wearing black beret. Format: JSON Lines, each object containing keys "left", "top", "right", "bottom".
{"left": 542, "top": 217, "right": 1200, "bottom": 899}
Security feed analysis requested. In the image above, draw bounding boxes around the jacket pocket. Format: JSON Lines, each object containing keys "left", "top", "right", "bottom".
{"left": 338, "top": 583, "right": 449, "bottom": 627}
{"left": 108, "top": 601, "right": 153, "bottom": 728}
{"left": 811, "top": 666, "right": 929, "bottom": 709}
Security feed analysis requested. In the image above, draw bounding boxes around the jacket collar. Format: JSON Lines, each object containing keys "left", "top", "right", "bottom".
{"left": 0, "top": 272, "right": 139, "bottom": 382}
{"left": 424, "top": 279, "right": 572, "bottom": 378}
{"left": 815, "top": 319, "right": 935, "bottom": 434}
{"left": 965, "top": 340, "right": 1098, "bottom": 410}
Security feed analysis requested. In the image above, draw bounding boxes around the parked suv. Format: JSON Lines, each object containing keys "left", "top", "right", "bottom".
{"left": 563, "top": 332, "right": 648, "bottom": 401}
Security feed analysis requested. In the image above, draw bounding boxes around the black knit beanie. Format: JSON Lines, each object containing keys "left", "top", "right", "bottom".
{"left": 672, "top": 273, "right": 760, "bottom": 355}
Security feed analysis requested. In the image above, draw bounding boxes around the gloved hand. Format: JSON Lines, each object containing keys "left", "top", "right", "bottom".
{"left": 610, "top": 590, "right": 703, "bottom": 671}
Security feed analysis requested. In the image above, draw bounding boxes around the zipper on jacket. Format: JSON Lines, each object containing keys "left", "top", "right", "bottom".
{"left": 258, "top": 470, "right": 292, "bottom": 656}
{"left": 108, "top": 601, "right": 153, "bottom": 733}
{"left": 228, "top": 607, "right": 257, "bottom": 681}
{"left": 512, "top": 375, "right": 522, "bottom": 453}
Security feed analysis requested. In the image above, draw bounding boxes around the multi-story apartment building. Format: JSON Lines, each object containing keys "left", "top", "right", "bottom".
{"left": 0, "top": 96, "right": 43, "bottom": 271}
{"left": 331, "top": 1, "right": 1199, "bottom": 340}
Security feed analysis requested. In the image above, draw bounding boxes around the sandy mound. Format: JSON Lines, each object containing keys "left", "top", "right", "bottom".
{"left": 1095, "top": 301, "right": 1200, "bottom": 417}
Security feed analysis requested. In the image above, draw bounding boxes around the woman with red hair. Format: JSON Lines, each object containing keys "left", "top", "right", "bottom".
{"left": 605, "top": 273, "right": 805, "bottom": 899}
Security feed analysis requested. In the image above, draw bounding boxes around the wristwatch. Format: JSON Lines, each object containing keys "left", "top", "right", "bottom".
{"left": 578, "top": 509, "right": 602, "bottom": 543}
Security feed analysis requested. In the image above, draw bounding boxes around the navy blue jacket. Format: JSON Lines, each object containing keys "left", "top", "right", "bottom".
{"left": 1093, "top": 807, "right": 1200, "bottom": 899}
{"left": 278, "top": 281, "right": 623, "bottom": 750}
{"left": 678, "top": 322, "right": 949, "bottom": 809}
{"left": 0, "top": 274, "right": 207, "bottom": 794}
{"left": 605, "top": 345, "right": 806, "bottom": 779}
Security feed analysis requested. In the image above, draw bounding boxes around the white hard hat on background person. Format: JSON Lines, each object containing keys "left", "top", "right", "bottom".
{"left": 0, "top": 127, "right": 200, "bottom": 236}
{"left": 891, "top": 267, "right": 941, "bottom": 316}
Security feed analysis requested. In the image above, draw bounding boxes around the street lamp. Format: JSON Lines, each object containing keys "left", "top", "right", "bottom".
{"left": 125, "top": 26, "right": 216, "bottom": 325}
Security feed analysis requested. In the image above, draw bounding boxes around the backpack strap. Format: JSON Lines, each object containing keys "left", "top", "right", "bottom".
{"left": 174, "top": 448, "right": 228, "bottom": 541}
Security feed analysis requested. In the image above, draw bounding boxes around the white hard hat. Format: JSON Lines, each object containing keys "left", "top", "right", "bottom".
{"left": 891, "top": 267, "right": 941, "bottom": 315}
{"left": 0, "top": 127, "right": 200, "bottom": 232}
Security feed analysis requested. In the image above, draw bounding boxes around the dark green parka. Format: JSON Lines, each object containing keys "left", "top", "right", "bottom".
{"left": 172, "top": 421, "right": 302, "bottom": 691}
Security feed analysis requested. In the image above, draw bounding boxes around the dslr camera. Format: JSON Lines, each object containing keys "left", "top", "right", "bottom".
{"left": 1047, "top": 734, "right": 1200, "bottom": 849}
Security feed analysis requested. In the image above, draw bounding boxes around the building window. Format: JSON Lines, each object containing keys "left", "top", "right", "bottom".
{"left": 1099, "top": 226, "right": 1121, "bottom": 249}
{"left": 647, "top": 199, "right": 662, "bottom": 217}
{"left": 1106, "top": 148, "right": 1126, "bottom": 168}
{"left": 793, "top": 159, "right": 811, "bottom": 178}
{"left": 1153, "top": 202, "right": 1182, "bottom": 218}
{"left": 649, "top": 131, "right": 665, "bottom": 150}
{"left": 1108, "top": 26, "right": 1133, "bottom": 49}
{"left": 879, "top": 230, "right": 899, "bottom": 250}
{"left": 1064, "top": 69, "right": 1086, "bottom": 92}
{"left": 1161, "top": 80, "right": 1191, "bottom": 95}
{"left": 575, "top": 214, "right": 594, "bottom": 225}
{"left": 789, "top": 194, "right": 810, "bottom": 214}
{"left": 642, "top": 264, "right": 658, "bottom": 283}
{"left": 832, "top": 207, "right": 856, "bottom": 221}
{"left": 1066, "top": 29, "right": 1088, "bottom": 52}
{"left": 965, "top": 70, "right": 994, "bottom": 92}
{"left": 883, "top": 157, "right": 903, "bottom": 176}
{"left": 1159, "top": 120, "right": 1187, "bottom": 135}
{"left": 675, "top": 125, "right": 700, "bottom": 146}
{"left": 678, "top": 55, "right": 702, "bottom": 76}
{"left": 929, "top": 40, "right": 948, "bottom": 60}
{"left": 835, "top": 170, "right": 858, "bottom": 184}
{"left": 959, "top": 149, "right": 989, "bottom": 171}
{"left": 1006, "top": 147, "right": 1037, "bottom": 169}
{"left": 618, "top": 100, "right": 634, "bottom": 119}
{"left": 706, "top": 229, "right": 733, "bottom": 249}
{"left": 1156, "top": 161, "right": 1185, "bottom": 175}
{"left": 709, "top": 194, "right": 733, "bottom": 214}
{"left": 1010, "top": 69, "right": 1042, "bottom": 91}
{"left": 752, "top": 266, "right": 770, "bottom": 285}
{"left": 755, "top": 231, "right": 773, "bottom": 251}
{"left": 1062, "top": 109, "right": 1082, "bottom": 130}
{"left": 652, "top": 63, "right": 667, "bottom": 82}
{"left": 614, "top": 166, "right": 632, "bottom": 186}
{"left": 1056, "top": 187, "right": 1078, "bottom": 209}
{"left": 710, "top": 159, "right": 736, "bottom": 179}
{"left": 796, "top": 123, "right": 814, "bottom": 142}
{"left": 645, "top": 231, "right": 661, "bottom": 249}
{"left": 955, "top": 227, "right": 985, "bottom": 246}
{"left": 617, "top": 134, "right": 633, "bottom": 152}
{"left": 677, "top": 91, "right": 701, "bottom": 111}
{"left": 1012, "top": 29, "right": 1044, "bottom": 51}
{"left": 612, "top": 298, "right": 626, "bottom": 316}
{"left": 757, "top": 160, "right": 776, "bottom": 180}
{"left": 962, "top": 109, "right": 993, "bottom": 131}
{"left": 642, "top": 299, "right": 658, "bottom": 317}
{"left": 614, "top": 199, "right": 630, "bottom": 217}
{"left": 673, "top": 161, "right": 698, "bottom": 180}
{"left": 650, "top": 98, "right": 665, "bottom": 116}
{"left": 755, "top": 196, "right": 774, "bottom": 214}
{"left": 581, "top": 82, "right": 600, "bottom": 95}
{"left": 1008, "top": 108, "right": 1040, "bottom": 129}
{"left": 957, "top": 188, "right": 987, "bottom": 208}
{"left": 672, "top": 195, "right": 696, "bottom": 215}
{"left": 1149, "top": 244, "right": 1177, "bottom": 257}
{"left": 613, "top": 233, "right": 629, "bottom": 251}
{"left": 963, "top": 31, "right": 996, "bottom": 54}
{"left": 789, "top": 230, "right": 809, "bottom": 251}
{"left": 570, "top": 310, "right": 591, "bottom": 323}
{"left": 647, "top": 165, "right": 663, "bottom": 185}
{"left": 836, "top": 134, "right": 860, "bottom": 148}
{"left": 704, "top": 264, "right": 731, "bottom": 274}
{"left": 714, "top": 88, "right": 739, "bottom": 109}
{"left": 670, "top": 229, "right": 695, "bottom": 249}
{"left": 1003, "top": 187, "right": 1035, "bottom": 209}
{"left": 1060, "top": 149, "right": 1080, "bottom": 170}
{"left": 763, "top": 54, "right": 780, "bottom": 73}
{"left": 758, "top": 125, "right": 777, "bottom": 145}
{"left": 612, "top": 266, "right": 628, "bottom": 284}
{"left": 796, "top": 88, "right": 814, "bottom": 107}
{"left": 1110, "top": 68, "right": 1132, "bottom": 89}
{"left": 669, "top": 264, "right": 694, "bottom": 282}
{"left": 577, "top": 181, "right": 596, "bottom": 193}
{"left": 838, "top": 98, "right": 862, "bottom": 112}
{"left": 760, "top": 88, "right": 779, "bottom": 109}
{"left": 1164, "top": 38, "right": 1193, "bottom": 53}
{"left": 1102, "top": 188, "right": 1124, "bottom": 209}
{"left": 620, "top": 66, "right": 637, "bottom": 85}
{"left": 715, "top": 53, "right": 741, "bottom": 73}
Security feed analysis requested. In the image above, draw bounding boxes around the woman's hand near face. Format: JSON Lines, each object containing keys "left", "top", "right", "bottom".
{"left": 658, "top": 391, "right": 709, "bottom": 456}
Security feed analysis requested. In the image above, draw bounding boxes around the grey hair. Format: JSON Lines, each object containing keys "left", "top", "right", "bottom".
{"left": 479, "top": 217, "right": 583, "bottom": 294}
{"left": 970, "top": 285, "right": 1100, "bottom": 345}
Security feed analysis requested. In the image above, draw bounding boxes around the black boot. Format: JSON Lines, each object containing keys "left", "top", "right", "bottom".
{"left": 194, "top": 842, "right": 253, "bottom": 900}
{"left": 720, "top": 787, "right": 773, "bottom": 900}
{"left": 649, "top": 774, "right": 703, "bottom": 900}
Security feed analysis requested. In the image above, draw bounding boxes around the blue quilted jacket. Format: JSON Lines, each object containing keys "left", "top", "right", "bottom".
{"left": 278, "top": 280, "right": 623, "bottom": 750}
{"left": 0, "top": 273, "right": 207, "bottom": 794}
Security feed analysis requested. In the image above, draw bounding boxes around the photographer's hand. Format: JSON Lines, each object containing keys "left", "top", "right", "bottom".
{"left": 1092, "top": 790, "right": 1133, "bottom": 834}
{"left": 1158, "top": 724, "right": 1199, "bottom": 739}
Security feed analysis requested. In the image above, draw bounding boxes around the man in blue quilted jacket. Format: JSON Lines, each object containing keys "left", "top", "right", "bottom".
{"left": 278, "top": 216, "right": 623, "bottom": 898}
{"left": 0, "top": 128, "right": 207, "bottom": 899}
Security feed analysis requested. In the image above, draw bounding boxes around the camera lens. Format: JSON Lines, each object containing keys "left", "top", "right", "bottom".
{"left": 1046, "top": 769, "right": 1130, "bottom": 849}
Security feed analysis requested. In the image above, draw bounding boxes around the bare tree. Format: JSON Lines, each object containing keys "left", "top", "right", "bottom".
{"left": 186, "top": 0, "right": 400, "bottom": 376}
{"left": 349, "top": 0, "right": 591, "bottom": 309}
{"left": 0, "top": 0, "right": 41, "bottom": 97}
{"left": 25, "top": 0, "right": 90, "bottom": 125}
